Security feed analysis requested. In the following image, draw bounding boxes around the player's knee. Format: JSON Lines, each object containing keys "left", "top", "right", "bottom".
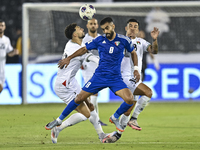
{"left": 75, "top": 94, "right": 84, "bottom": 104}
{"left": 145, "top": 89, "right": 152, "bottom": 98}
{"left": 125, "top": 95, "right": 135, "bottom": 105}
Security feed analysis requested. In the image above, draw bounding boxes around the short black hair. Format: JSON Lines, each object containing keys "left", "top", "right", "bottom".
{"left": 64, "top": 23, "right": 77, "bottom": 39}
{"left": 100, "top": 17, "right": 113, "bottom": 26}
{"left": 0, "top": 19, "right": 5, "bottom": 23}
{"left": 127, "top": 19, "right": 139, "bottom": 26}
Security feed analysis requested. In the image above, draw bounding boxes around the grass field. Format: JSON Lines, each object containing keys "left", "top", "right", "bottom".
{"left": 0, "top": 102, "right": 200, "bottom": 150}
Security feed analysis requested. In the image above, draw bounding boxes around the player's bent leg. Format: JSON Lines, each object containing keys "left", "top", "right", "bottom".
{"left": 127, "top": 83, "right": 152, "bottom": 131}
{"left": 133, "top": 83, "right": 152, "bottom": 98}
{"left": 75, "top": 101, "right": 91, "bottom": 118}
{"left": 0, "top": 84, "right": 3, "bottom": 93}
{"left": 109, "top": 88, "right": 136, "bottom": 132}
{"left": 75, "top": 90, "right": 92, "bottom": 104}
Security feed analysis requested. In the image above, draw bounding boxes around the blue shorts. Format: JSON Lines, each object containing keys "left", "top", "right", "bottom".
{"left": 82, "top": 74, "right": 128, "bottom": 94}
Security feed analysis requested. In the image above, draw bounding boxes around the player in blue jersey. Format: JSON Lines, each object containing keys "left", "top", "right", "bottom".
{"left": 45, "top": 17, "right": 140, "bottom": 133}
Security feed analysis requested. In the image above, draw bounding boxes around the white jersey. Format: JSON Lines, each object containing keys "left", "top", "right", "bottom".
{"left": 121, "top": 37, "right": 150, "bottom": 77}
{"left": 81, "top": 33, "right": 100, "bottom": 83}
{"left": 121, "top": 37, "right": 150, "bottom": 94}
{"left": 0, "top": 35, "right": 13, "bottom": 85}
{"left": 54, "top": 40, "right": 89, "bottom": 104}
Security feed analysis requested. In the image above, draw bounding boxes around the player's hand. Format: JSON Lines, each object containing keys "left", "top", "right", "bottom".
{"left": 14, "top": 49, "right": 19, "bottom": 55}
{"left": 58, "top": 57, "right": 70, "bottom": 69}
{"left": 134, "top": 70, "right": 140, "bottom": 83}
{"left": 151, "top": 27, "right": 160, "bottom": 40}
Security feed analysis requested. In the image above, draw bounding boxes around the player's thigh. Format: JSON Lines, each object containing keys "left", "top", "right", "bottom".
{"left": 75, "top": 90, "right": 93, "bottom": 104}
{"left": 115, "top": 88, "right": 135, "bottom": 104}
{"left": 75, "top": 101, "right": 90, "bottom": 118}
{"left": 0, "top": 84, "right": 3, "bottom": 93}
{"left": 133, "top": 83, "right": 152, "bottom": 98}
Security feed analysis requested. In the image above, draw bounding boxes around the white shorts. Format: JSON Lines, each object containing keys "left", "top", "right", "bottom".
{"left": 123, "top": 76, "right": 142, "bottom": 94}
{"left": 81, "top": 61, "right": 97, "bottom": 83}
{"left": 54, "top": 78, "right": 81, "bottom": 104}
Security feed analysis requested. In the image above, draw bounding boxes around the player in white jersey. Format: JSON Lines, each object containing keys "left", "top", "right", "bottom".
{"left": 48, "top": 23, "right": 113, "bottom": 143}
{"left": 0, "top": 20, "right": 18, "bottom": 93}
{"left": 81, "top": 18, "right": 107, "bottom": 126}
{"left": 104, "top": 19, "right": 159, "bottom": 143}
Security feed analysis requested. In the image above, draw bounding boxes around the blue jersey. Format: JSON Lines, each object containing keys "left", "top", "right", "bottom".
{"left": 85, "top": 33, "right": 134, "bottom": 81}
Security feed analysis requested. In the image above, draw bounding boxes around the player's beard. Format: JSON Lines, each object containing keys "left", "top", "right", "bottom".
{"left": 89, "top": 28, "right": 96, "bottom": 33}
{"left": 0, "top": 30, "right": 3, "bottom": 34}
{"left": 106, "top": 30, "right": 114, "bottom": 40}
{"left": 80, "top": 33, "right": 85, "bottom": 39}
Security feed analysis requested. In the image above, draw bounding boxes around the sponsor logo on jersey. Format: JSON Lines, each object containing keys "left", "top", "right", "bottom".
{"left": 0, "top": 43, "right": 5, "bottom": 49}
{"left": 114, "top": 41, "right": 120, "bottom": 46}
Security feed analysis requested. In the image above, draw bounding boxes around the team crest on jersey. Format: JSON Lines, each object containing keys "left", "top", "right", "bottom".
{"left": 136, "top": 41, "right": 141, "bottom": 45}
{"left": 114, "top": 41, "right": 120, "bottom": 46}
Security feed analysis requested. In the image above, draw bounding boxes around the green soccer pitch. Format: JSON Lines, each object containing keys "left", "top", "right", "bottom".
{"left": 0, "top": 102, "right": 200, "bottom": 150}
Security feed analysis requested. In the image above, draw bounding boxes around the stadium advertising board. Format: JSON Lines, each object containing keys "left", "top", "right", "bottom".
{"left": 0, "top": 63, "right": 200, "bottom": 104}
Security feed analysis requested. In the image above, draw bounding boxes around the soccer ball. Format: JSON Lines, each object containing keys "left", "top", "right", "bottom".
{"left": 79, "top": 4, "right": 96, "bottom": 21}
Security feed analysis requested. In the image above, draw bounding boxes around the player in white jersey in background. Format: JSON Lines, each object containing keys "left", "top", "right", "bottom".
{"left": 104, "top": 18, "right": 159, "bottom": 143}
{"left": 0, "top": 20, "right": 18, "bottom": 93}
{"left": 49, "top": 23, "right": 113, "bottom": 143}
{"left": 81, "top": 18, "right": 107, "bottom": 126}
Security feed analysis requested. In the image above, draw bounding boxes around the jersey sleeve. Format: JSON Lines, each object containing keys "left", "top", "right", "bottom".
{"left": 125, "top": 38, "right": 135, "bottom": 53}
{"left": 141, "top": 38, "right": 151, "bottom": 52}
{"left": 85, "top": 37, "right": 98, "bottom": 51}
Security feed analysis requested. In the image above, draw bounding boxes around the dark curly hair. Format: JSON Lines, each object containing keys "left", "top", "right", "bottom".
{"left": 64, "top": 23, "right": 77, "bottom": 39}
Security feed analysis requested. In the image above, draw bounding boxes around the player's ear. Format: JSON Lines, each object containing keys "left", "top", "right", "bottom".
{"left": 112, "top": 23, "right": 115, "bottom": 30}
{"left": 125, "top": 26, "right": 127, "bottom": 32}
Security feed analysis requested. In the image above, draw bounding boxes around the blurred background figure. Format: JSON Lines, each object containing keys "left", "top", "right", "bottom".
{"left": 137, "top": 30, "right": 160, "bottom": 81}
{"left": 145, "top": 7, "right": 170, "bottom": 37}
{"left": 0, "top": 20, "right": 19, "bottom": 93}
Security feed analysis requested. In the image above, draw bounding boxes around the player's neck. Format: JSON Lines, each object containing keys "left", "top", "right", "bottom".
{"left": 71, "top": 38, "right": 82, "bottom": 46}
{"left": 88, "top": 31, "right": 97, "bottom": 38}
{"left": 0, "top": 33, "right": 3, "bottom": 38}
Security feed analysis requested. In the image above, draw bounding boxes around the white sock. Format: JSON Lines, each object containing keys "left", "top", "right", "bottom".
{"left": 132, "top": 96, "right": 150, "bottom": 119}
{"left": 90, "top": 95, "right": 98, "bottom": 115}
{"left": 57, "top": 113, "right": 87, "bottom": 132}
{"left": 119, "top": 114, "right": 130, "bottom": 129}
{"left": 89, "top": 110, "right": 103, "bottom": 134}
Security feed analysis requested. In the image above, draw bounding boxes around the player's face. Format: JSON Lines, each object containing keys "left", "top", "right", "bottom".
{"left": 0, "top": 22, "right": 6, "bottom": 34}
{"left": 87, "top": 19, "right": 98, "bottom": 33}
{"left": 126, "top": 22, "right": 139, "bottom": 38}
{"left": 101, "top": 22, "right": 115, "bottom": 40}
{"left": 75, "top": 26, "right": 85, "bottom": 39}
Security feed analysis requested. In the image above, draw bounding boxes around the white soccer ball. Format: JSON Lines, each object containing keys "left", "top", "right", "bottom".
{"left": 79, "top": 4, "right": 96, "bottom": 21}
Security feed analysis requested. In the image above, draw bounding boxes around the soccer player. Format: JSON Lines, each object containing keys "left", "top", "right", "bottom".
{"left": 0, "top": 20, "right": 18, "bottom": 93}
{"left": 81, "top": 18, "right": 107, "bottom": 126}
{"left": 45, "top": 17, "right": 140, "bottom": 133}
{"left": 48, "top": 23, "right": 113, "bottom": 143}
{"left": 105, "top": 18, "right": 159, "bottom": 143}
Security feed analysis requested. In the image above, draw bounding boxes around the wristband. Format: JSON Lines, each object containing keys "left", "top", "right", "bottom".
{"left": 134, "top": 66, "right": 139, "bottom": 71}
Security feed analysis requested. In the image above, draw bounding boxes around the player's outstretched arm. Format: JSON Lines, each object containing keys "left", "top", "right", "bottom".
{"left": 131, "top": 50, "right": 140, "bottom": 82}
{"left": 149, "top": 27, "right": 159, "bottom": 54}
{"left": 7, "top": 49, "right": 19, "bottom": 57}
{"left": 58, "top": 46, "right": 88, "bottom": 69}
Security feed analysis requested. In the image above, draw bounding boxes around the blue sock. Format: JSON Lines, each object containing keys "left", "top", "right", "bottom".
{"left": 59, "top": 99, "right": 79, "bottom": 120}
{"left": 114, "top": 102, "right": 133, "bottom": 119}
